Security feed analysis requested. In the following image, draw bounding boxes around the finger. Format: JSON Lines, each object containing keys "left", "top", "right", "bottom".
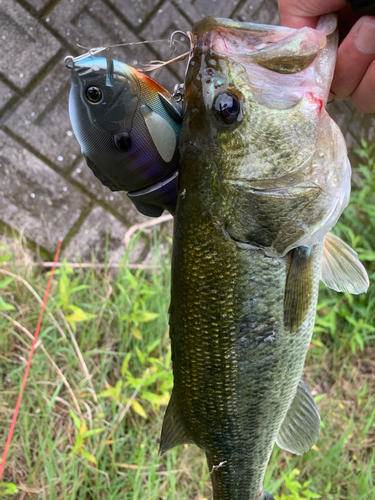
{"left": 331, "top": 16, "right": 375, "bottom": 100}
{"left": 350, "top": 58, "right": 375, "bottom": 112}
{"left": 278, "top": 0, "right": 347, "bottom": 28}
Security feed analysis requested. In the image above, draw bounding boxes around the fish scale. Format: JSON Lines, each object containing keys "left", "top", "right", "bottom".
{"left": 169, "top": 194, "right": 322, "bottom": 498}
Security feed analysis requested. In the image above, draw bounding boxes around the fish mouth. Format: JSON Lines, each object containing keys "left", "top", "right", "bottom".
{"left": 191, "top": 17, "right": 296, "bottom": 56}
{"left": 187, "top": 15, "right": 338, "bottom": 110}
{"left": 191, "top": 16, "right": 330, "bottom": 74}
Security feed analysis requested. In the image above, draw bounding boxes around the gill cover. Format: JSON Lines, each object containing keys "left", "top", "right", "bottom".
{"left": 67, "top": 54, "right": 182, "bottom": 217}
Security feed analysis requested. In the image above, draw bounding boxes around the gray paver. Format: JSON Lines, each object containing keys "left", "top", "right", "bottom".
{"left": 327, "top": 101, "right": 355, "bottom": 135}
{"left": 5, "top": 57, "right": 80, "bottom": 173}
{"left": 140, "top": 1, "right": 192, "bottom": 81}
{"left": 171, "top": 0, "right": 203, "bottom": 24}
{"left": 191, "top": 0, "right": 241, "bottom": 19}
{"left": 47, "top": 0, "right": 181, "bottom": 91}
{"left": 63, "top": 204, "right": 147, "bottom": 263}
{"left": 0, "top": 0, "right": 374, "bottom": 263}
{"left": 0, "top": 129, "right": 90, "bottom": 254}
{"left": 107, "top": 0, "right": 162, "bottom": 29}
{"left": 345, "top": 130, "right": 362, "bottom": 167}
{"left": 25, "top": 0, "right": 51, "bottom": 12}
{"left": 0, "top": 82, "right": 14, "bottom": 111}
{"left": 348, "top": 111, "right": 375, "bottom": 145}
{"left": 48, "top": 0, "right": 155, "bottom": 64}
{"left": 234, "top": 0, "right": 279, "bottom": 24}
{"left": 0, "top": 0, "right": 61, "bottom": 89}
{"left": 70, "top": 160, "right": 150, "bottom": 224}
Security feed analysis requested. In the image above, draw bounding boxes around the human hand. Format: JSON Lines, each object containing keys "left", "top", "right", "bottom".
{"left": 278, "top": 0, "right": 375, "bottom": 113}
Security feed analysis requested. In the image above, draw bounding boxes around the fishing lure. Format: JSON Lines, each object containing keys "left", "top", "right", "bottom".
{"left": 66, "top": 51, "right": 183, "bottom": 217}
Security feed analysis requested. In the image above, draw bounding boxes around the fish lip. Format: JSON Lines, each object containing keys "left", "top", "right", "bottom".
{"left": 190, "top": 16, "right": 295, "bottom": 56}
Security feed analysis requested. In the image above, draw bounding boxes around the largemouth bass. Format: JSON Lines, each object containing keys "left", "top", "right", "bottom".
{"left": 66, "top": 53, "right": 182, "bottom": 217}
{"left": 161, "top": 15, "right": 369, "bottom": 500}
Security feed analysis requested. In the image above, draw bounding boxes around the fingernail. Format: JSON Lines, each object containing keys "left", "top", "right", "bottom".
{"left": 354, "top": 17, "right": 375, "bottom": 54}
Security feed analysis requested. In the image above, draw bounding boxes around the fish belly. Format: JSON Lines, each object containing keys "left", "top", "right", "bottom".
{"left": 169, "top": 209, "right": 322, "bottom": 500}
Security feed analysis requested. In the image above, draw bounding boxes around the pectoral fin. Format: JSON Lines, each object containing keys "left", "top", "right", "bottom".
{"left": 321, "top": 232, "right": 369, "bottom": 294}
{"left": 276, "top": 379, "right": 320, "bottom": 455}
{"left": 141, "top": 104, "right": 176, "bottom": 162}
{"left": 284, "top": 246, "right": 314, "bottom": 333}
{"left": 159, "top": 391, "right": 192, "bottom": 454}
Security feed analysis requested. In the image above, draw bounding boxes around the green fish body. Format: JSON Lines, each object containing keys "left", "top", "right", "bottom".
{"left": 161, "top": 15, "right": 369, "bottom": 500}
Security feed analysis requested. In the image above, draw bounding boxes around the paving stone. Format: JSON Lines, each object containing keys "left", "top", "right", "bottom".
{"left": 327, "top": 101, "right": 354, "bottom": 135}
{"left": 5, "top": 58, "right": 80, "bottom": 173}
{"left": 191, "top": 0, "right": 241, "bottom": 19}
{"left": 0, "top": 82, "right": 15, "bottom": 111}
{"left": 344, "top": 130, "right": 362, "bottom": 169}
{"left": 171, "top": 0, "right": 203, "bottom": 23}
{"left": 70, "top": 160, "right": 150, "bottom": 224}
{"left": 63, "top": 205, "right": 147, "bottom": 263}
{"left": 0, "top": 129, "right": 90, "bottom": 254}
{"left": 1, "top": 0, "right": 374, "bottom": 263}
{"left": 24, "top": 0, "right": 51, "bottom": 12}
{"left": 47, "top": 0, "right": 183, "bottom": 91}
{"left": 0, "top": 0, "right": 61, "bottom": 90}
{"left": 234, "top": 0, "right": 279, "bottom": 24}
{"left": 48, "top": 0, "right": 155, "bottom": 66}
{"left": 140, "top": 1, "right": 192, "bottom": 81}
{"left": 348, "top": 111, "right": 375, "bottom": 146}
{"left": 107, "top": 0, "right": 162, "bottom": 29}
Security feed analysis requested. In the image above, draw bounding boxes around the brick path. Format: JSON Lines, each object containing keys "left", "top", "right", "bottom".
{"left": 0, "top": 0, "right": 374, "bottom": 261}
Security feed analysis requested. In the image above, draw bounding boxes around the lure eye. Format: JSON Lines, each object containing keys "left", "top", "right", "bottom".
{"left": 214, "top": 92, "right": 241, "bottom": 124}
{"left": 114, "top": 133, "right": 132, "bottom": 152}
{"left": 86, "top": 86, "right": 102, "bottom": 103}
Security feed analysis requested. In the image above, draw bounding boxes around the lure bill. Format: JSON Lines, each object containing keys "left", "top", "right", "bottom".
{"left": 66, "top": 53, "right": 182, "bottom": 217}
{"left": 161, "top": 15, "right": 369, "bottom": 500}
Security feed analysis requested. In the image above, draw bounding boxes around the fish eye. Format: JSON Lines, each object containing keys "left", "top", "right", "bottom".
{"left": 86, "top": 86, "right": 102, "bottom": 103}
{"left": 114, "top": 133, "right": 132, "bottom": 152}
{"left": 213, "top": 92, "right": 241, "bottom": 124}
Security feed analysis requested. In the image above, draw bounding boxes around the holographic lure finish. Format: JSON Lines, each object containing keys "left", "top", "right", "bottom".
{"left": 67, "top": 54, "right": 182, "bottom": 217}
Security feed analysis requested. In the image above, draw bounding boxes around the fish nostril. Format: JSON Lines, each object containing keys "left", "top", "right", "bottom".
{"left": 114, "top": 133, "right": 132, "bottom": 152}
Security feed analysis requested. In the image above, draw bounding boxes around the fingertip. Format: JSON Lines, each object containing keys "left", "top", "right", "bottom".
{"left": 350, "top": 59, "right": 375, "bottom": 113}
{"left": 354, "top": 16, "right": 375, "bottom": 54}
{"left": 278, "top": 0, "right": 347, "bottom": 28}
{"left": 331, "top": 18, "right": 375, "bottom": 100}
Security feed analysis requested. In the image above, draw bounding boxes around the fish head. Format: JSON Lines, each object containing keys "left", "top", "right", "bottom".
{"left": 67, "top": 54, "right": 181, "bottom": 215}
{"left": 180, "top": 16, "right": 350, "bottom": 256}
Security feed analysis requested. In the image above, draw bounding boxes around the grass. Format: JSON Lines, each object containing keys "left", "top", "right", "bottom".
{"left": 0, "top": 140, "right": 375, "bottom": 500}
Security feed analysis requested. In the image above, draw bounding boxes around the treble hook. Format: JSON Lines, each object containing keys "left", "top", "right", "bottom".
{"left": 169, "top": 30, "right": 191, "bottom": 52}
